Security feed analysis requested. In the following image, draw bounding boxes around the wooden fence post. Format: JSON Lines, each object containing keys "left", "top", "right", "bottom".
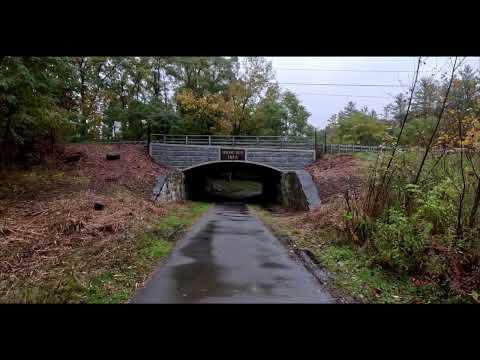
{"left": 147, "top": 120, "right": 151, "bottom": 148}
{"left": 324, "top": 129, "right": 327, "bottom": 153}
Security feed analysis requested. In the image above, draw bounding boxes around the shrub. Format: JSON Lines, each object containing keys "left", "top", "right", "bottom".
{"left": 413, "top": 179, "right": 457, "bottom": 236}
{"left": 371, "top": 207, "right": 429, "bottom": 274}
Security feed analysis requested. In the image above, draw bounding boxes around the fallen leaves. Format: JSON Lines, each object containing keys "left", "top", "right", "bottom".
{"left": 0, "top": 144, "right": 171, "bottom": 293}
{"left": 263, "top": 155, "right": 367, "bottom": 251}
{"left": 306, "top": 154, "right": 365, "bottom": 203}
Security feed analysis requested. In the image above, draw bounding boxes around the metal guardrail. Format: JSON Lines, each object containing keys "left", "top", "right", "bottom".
{"left": 96, "top": 140, "right": 147, "bottom": 145}
{"left": 322, "top": 143, "right": 388, "bottom": 153}
{"left": 320, "top": 144, "right": 480, "bottom": 155}
{"left": 151, "top": 134, "right": 314, "bottom": 149}
{"left": 150, "top": 134, "right": 395, "bottom": 153}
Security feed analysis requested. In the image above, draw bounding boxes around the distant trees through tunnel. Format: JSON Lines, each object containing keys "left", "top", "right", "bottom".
{"left": 184, "top": 162, "right": 283, "bottom": 204}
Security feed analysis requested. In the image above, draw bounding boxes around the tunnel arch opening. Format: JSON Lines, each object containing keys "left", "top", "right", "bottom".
{"left": 183, "top": 161, "right": 283, "bottom": 204}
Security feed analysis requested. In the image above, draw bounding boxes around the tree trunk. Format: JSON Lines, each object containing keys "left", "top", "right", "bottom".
{"left": 153, "top": 67, "right": 160, "bottom": 98}
{"left": 120, "top": 82, "right": 127, "bottom": 109}
{"left": 1, "top": 115, "right": 13, "bottom": 169}
{"left": 469, "top": 179, "right": 480, "bottom": 228}
{"left": 147, "top": 120, "right": 152, "bottom": 147}
{"left": 3, "top": 115, "right": 12, "bottom": 143}
{"left": 79, "top": 63, "right": 87, "bottom": 137}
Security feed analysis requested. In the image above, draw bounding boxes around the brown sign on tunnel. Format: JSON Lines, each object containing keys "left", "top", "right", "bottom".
{"left": 220, "top": 148, "right": 245, "bottom": 161}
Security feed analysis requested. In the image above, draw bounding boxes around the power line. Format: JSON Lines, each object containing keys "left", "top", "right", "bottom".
{"left": 297, "top": 92, "right": 392, "bottom": 99}
{"left": 273, "top": 57, "right": 480, "bottom": 73}
{"left": 279, "top": 82, "right": 405, "bottom": 87}
{"left": 276, "top": 67, "right": 427, "bottom": 73}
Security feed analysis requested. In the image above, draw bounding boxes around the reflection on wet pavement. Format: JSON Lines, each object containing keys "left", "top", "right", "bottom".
{"left": 130, "top": 202, "right": 332, "bottom": 303}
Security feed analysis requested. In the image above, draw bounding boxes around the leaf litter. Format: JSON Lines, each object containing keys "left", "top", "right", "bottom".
{"left": 0, "top": 144, "right": 173, "bottom": 300}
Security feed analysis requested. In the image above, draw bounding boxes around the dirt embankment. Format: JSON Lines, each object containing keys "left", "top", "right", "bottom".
{"left": 306, "top": 154, "right": 366, "bottom": 203}
{"left": 262, "top": 154, "right": 366, "bottom": 253}
{"left": 0, "top": 144, "right": 171, "bottom": 299}
{"left": 51, "top": 143, "right": 166, "bottom": 196}
{"left": 283, "top": 154, "right": 366, "bottom": 230}
{"left": 254, "top": 153, "right": 367, "bottom": 282}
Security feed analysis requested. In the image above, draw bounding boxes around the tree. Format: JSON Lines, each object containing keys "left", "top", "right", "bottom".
{"left": 385, "top": 93, "right": 408, "bottom": 125}
{"left": 281, "top": 91, "right": 312, "bottom": 137}
{"left": 1, "top": 56, "right": 316, "bottom": 163}
{"left": 253, "top": 84, "right": 287, "bottom": 136}
{"left": 397, "top": 116, "right": 437, "bottom": 146}
{"left": 336, "top": 112, "right": 387, "bottom": 145}
{"left": 337, "top": 101, "right": 357, "bottom": 121}
{"left": 0, "top": 57, "right": 75, "bottom": 167}
{"left": 166, "top": 57, "right": 239, "bottom": 97}
{"left": 227, "top": 57, "right": 275, "bottom": 135}
{"left": 175, "top": 88, "right": 229, "bottom": 135}
{"left": 148, "top": 57, "right": 173, "bottom": 106}
{"left": 412, "top": 77, "right": 440, "bottom": 117}
{"left": 70, "top": 56, "right": 112, "bottom": 139}
{"left": 327, "top": 103, "right": 387, "bottom": 145}
{"left": 253, "top": 87, "right": 312, "bottom": 137}
{"left": 448, "top": 65, "right": 479, "bottom": 114}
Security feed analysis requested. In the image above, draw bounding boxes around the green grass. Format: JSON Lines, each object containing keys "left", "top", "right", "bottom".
{"left": 224, "top": 180, "right": 262, "bottom": 192}
{"left": 3, "top": 201, "right": 210, "bottom": 304}
{"left": 316, "top": 245, "right": 419, "bottom": 303}
{"left": 250, "top": 205, "right": 447, "bottom": 304}
{"left": 353, "top": 151, "right": 378, "bottom": 163}
{"left": 209, "top": 179, "right": 262, "bottom": 193}
{"left": 83, "top": 201, "right": 210, "bottom": 303}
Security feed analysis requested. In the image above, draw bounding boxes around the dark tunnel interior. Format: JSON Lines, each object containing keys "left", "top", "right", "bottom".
{"left": 184, "top": 162, "right": 282, "bottom": 205}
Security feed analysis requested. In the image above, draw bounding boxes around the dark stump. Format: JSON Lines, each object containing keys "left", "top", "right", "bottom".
{"left": 106, "top": 154, "right": 120, "bottom": 161}
{"left": 94, "top": 202, "right": 105, "bottom": 210}
{"left": 64, "top": 153, "right": 82, "bottom": 163}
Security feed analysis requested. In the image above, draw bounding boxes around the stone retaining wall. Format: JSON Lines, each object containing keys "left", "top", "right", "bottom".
{"left": 150, "top": 143, "right": 315, "bottom": 170}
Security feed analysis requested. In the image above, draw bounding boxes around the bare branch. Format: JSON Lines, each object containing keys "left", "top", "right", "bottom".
{"left": 383, "top": 57, "right": 422, "bottom": 177}
{"left": 412, "top": 57, "right": 459, "bottom": 185}
{"left": 457, "top": 101, "right": 467, "bottom": 238}
{"left": 466, "top": 152, "right": 480, "bottom": 180}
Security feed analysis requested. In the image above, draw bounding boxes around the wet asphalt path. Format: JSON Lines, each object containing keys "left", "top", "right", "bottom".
{"left": 130, "top": 202, "right": 332, "bottom": 303}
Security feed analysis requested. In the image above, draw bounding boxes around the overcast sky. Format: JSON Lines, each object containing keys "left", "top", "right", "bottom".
{"left": 266, "top": 57, "right": 480, "bottom": 129}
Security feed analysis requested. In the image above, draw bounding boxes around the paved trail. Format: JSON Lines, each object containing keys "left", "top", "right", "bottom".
{"left": 130, "top": 203, "right": 332, "bottom": 303}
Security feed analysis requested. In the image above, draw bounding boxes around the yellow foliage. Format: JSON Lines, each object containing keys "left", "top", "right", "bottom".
{"left": 464, "top": 120, "right": 480, "bottom": 149}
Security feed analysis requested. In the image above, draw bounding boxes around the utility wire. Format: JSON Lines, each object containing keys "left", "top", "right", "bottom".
{"left": 297, "top": 92, "right": 392, "bottom": 99}
{"left": 279, "top": 82, "right": 405, "bottom": 87}
{"left": 274, "top": 58, "right": 479, "bottom": 74}
{"left": 276, "top": 67, "right": 428, "bottom": 73}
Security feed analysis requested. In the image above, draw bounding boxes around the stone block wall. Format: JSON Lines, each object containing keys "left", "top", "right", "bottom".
{"left": 151, "top": 144, "right": 218, "bottom": 169}
{"left": 150, "top": 143, "right": 315, "bottom": 171}
{"left": 279, "top": 171, "right": 310, "bottom": 211}
{"left": 155, "top": 170, "right": 186, "bottom": 202}
{"left": 247, "top": 149, "right": 314, "bottom": 170}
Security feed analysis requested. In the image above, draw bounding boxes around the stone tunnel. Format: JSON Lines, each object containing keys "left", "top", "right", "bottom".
{"left": 149, "top": 140, "right": 321, "bottom": 210}
{"left": 151, "top": 161, "right": 320, "bottom": 211}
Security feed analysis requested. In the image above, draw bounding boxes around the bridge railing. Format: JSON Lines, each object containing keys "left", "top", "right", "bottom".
{"left": 322, "top": 143, "right": 390, "bottom": 154}
{"left": 151, "top": 134, "right": 314, "bottom": 149}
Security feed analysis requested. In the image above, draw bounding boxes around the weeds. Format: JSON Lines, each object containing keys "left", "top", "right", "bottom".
{"left": 1, "top": 201, "right": 210, "bottom": 303}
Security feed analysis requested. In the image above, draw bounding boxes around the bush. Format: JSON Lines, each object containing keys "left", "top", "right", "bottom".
{"left": 367, "top": 179, "right": 459, "bottom": 275}
{"left": 341, "top": 149, "right": 480, "bottom": 301}
{"left": 372, "top": 207, "right": 429, "bottom": 274}
{"left": 413, "top": 179, "right": 457, "bottom": 236}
